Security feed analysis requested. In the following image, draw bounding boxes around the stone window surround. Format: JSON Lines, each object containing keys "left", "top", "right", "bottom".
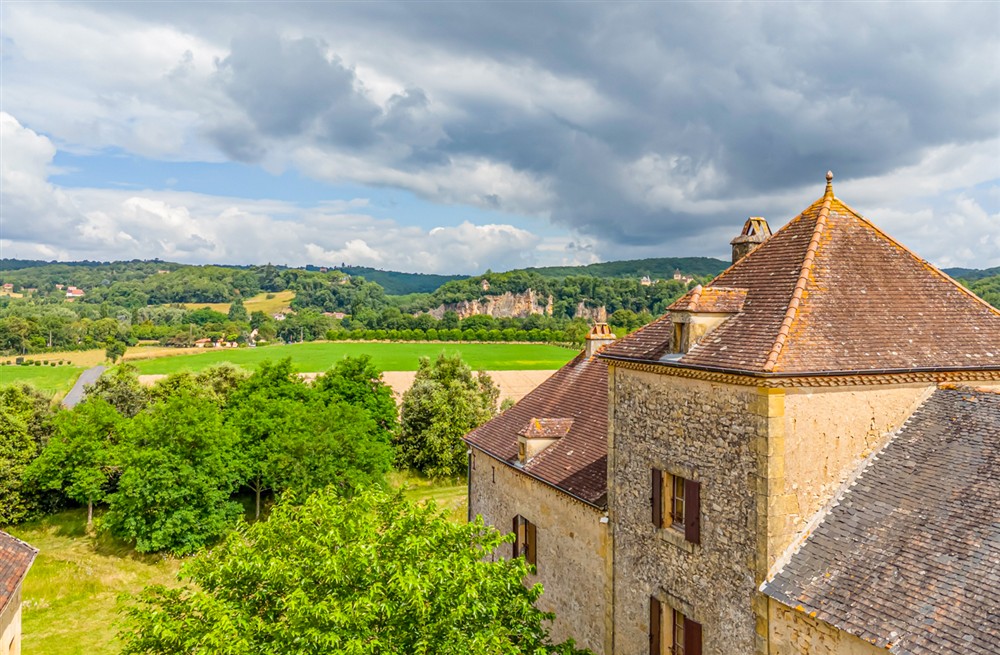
{"left": 653, "top": 461, "right": 701, "bottom": 555}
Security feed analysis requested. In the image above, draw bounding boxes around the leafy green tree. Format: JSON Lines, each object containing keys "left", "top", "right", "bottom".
{"left": 226, "top": 359, "right": 392, "bottom": 518}
{"left": 313, "top": 355, "right": 399, "bottom": 442}
{"left": 86, "top": 364, "right": 149, "bottom": 417}
{"left": 0, "top": 384, "right": 57, "bottom": 524}
{"left": 396, "top": 353, "right": 499, "bottom": 478}
{"left": 105, "top": 337, "right": 127, "bottom": 363}
{"left": 26, "top": 397, "right": 122, "bottom": 527}
{"left": 119, "top": 488, "right": 591, "bottom": 655}
{"left": 104, "top": 391, "right": 243, "bottom": 554}
{"left": 0, "top": 406, "right": 37, "bottom": 525}
{"left": 227, "top": 296, "right": 248, "bottom": 322}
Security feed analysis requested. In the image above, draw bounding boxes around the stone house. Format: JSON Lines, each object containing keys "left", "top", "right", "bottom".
{"left": 466, "top": 173, "right": 1000, "bottom": 655}
{"left": 0, "top": 531, "right": 37, "bottom": 655}
{"left": 464, "top": 324, "right": 618, "bottom": 654}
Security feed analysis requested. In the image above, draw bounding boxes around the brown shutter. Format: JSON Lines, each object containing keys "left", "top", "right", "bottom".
{"left": 526, "top": 520, "right": 537, "bottom": 567}
{"left": 683, "top": 617, "right": 702, "bottom": 655}
{"left": 685, "top": 479, "right": 700, "bottom": 544}
{"left": 512, "top": 516, "right": 519, "bottom": 559}
{"left": 649, "top": 596, "right": 661, "bottom": 655}
{"left": 652, "top": 468, "right": 662, "bottom": 527}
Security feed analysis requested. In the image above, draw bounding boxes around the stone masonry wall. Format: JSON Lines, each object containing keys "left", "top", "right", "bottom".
{"left": 768, "top": 599, "right": 884, "bottom": 655}
{"left": 468, "top": 449, "right": 610, "bottom": 654}
{"left": 609, "top": 367, "right": 765, "bottom": 655}
{"left": 770, "top": 384, "right": 934, "bottom": 570}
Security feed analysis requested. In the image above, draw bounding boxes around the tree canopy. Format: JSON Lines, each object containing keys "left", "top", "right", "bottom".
{"left": 396, "top": 353, "right": 499, "bottom": 478}
{"left": 119, "top": 487, "right": 591, "bottom": 655}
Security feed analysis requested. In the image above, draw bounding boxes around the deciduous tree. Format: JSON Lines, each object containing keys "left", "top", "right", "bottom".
{"left": 119, "top": 488, "right": 591, "bottom": 655}
{"left": 396, "top": 353, "right": 499, "bottom": 478}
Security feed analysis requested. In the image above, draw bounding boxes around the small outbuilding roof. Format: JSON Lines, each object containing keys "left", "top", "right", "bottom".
{"left": 464, "top": 351, "right": 608, "bottom": 508}
{"left": 762, "top": 387, "right": 1000, "bottom": 654}
{"left": 0, "top": 530, "right": 38, "bottom": 614}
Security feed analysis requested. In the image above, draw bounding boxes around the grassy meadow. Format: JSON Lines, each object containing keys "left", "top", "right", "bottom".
{"left": 130, "top": 341, "right": 577, "bottom": 375}
{"left": 11, "top": 474, "right": 467, "bottom": 655}
{"left": 180, "top": 289, "right": 295, "bottom": 315}
{"left": 0, "top": 341, "right": 576, "bottom": 396}
{"left": 0, "top": 364, "right": 84, "bottom": 398}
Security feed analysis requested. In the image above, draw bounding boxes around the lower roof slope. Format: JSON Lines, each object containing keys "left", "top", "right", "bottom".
{"left": 601, "top": 176, "right": 1000, "bottom": 375}
{"left": 762, "top": 387, "right": 1000, "bottom": 654}
{"left": 0, "top": 530, "right": 38, "bottom": 614}
{"left": 463, "top": 351, "right": 608, "bottom": 508}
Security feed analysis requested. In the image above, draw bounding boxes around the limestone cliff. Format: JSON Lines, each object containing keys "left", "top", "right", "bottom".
{"left": 424, "top": 289, "right": 553, "bottom": 320}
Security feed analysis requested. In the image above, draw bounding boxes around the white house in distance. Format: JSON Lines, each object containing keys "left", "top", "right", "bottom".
{"left": 0, "top": 531, "right": 37, "bottom": 655}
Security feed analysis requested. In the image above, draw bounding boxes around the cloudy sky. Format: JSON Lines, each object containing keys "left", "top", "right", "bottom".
{"left": 2, "top": 2, "right": 998, "bottom": 273}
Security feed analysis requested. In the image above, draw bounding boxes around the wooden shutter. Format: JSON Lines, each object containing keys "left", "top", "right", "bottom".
{"left": 649, "top": 596, "right": 661, "bottom": 655}
{"left": 526, "top": 520, "right": 537, "bottom": 567}
{"left": 684, "top": 479, "right": 700, "bottom": 544}
{"left": 683, "top": 617, "right": 702, "bottom": 655}
{"left": 652, "top": 468, "right": 663, "bottom": 527}
{"left": 512, "top": 515, "right": 520, "bottom": 559}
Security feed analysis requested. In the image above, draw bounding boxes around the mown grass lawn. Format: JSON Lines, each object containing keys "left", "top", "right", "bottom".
{"left": 10, "top": 475, "right": 468, "bottom": 655}
{"left": 131, "top": 341, "right": 577, "bottom": 375}
{"left": 0, "top": 364, "right": 84, "bottom": 398}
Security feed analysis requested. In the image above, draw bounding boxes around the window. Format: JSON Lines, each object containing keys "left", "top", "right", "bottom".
{"left": 512, "top": 515, "right": 537, "bottom": 567}
{"left": 650, "top": 597, "right": 702, "bottom": 655}
{"left": 652, "top": 469, "right": 701, "bottom": 544}
{"left": 672, "top": 322, "right": 686, "bottom": 352}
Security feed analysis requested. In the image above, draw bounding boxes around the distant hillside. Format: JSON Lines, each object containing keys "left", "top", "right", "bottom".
{"left": 337, "top": 266, "right": 467, "bottom": 295}
{"left": 513, "top": 256, "right": 730, "bottom": 280}
{"left": 943, "top": 266, "right": 1000, "bottom": 282}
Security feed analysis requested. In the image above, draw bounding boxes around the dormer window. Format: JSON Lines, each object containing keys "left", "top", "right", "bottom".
{"left": 517, "top": 418, "right": 573, "bottom": 464}
{"left": 672, "top": 321, "right": 689, "bottom": 354}
{"left": 662, "top": 286, "right": 748, "bottom": 359}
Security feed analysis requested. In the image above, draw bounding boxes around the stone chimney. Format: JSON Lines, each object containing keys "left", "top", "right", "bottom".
{"left": 730, "top": 216, "right": 771, "bottom": 263}
{"left": 585, "top": 322, "right": 617, "bottom": 358}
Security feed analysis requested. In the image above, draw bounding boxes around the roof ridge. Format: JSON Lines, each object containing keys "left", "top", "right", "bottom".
{"left": 832, "top": 197, "right": 1000, "bottom": 317}
{"left": 763, "top": 174, "right": 835, "bottom": 372}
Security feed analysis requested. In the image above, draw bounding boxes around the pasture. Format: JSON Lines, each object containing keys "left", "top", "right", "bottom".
{"left": 0, "top": 364, "right": 84, "bottom": 398}
{"left": 180, "top": 289, "right": 295, "bottom": 315}
{"left": 130, "top": 341, "right": 577, "bottom": 375}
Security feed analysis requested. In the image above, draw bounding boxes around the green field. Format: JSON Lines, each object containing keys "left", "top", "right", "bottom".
{"left": 0, "top": 365, "right": 83, "bottom": 397}
{"left": 131, "top": 341, "right": 577, "bottom": 375}
{"left": 11, "top": 474, "right": 467, "bottom": 655}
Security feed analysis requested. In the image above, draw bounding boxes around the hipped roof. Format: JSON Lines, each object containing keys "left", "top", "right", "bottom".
{"left": 601, "top": 176, "right": 1000, "bottom": 375}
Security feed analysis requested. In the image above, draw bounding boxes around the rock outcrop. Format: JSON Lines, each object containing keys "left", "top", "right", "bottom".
{"left": 424, "top": 290, "right": 553, "bottom": 320}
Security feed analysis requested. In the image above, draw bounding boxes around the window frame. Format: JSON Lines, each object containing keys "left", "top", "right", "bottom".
{"left": 650, "top": 596, "right": 702, "bottom": 655}
{"left": 512, "top": 514, "right": 537, "bottom": 568}
{"left": 652, "top": 468, "right": 701, "bottom": 545}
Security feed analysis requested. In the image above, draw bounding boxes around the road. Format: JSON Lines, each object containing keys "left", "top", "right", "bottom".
{"left": 62, "top": 365, "right": 106, "bottom": 408}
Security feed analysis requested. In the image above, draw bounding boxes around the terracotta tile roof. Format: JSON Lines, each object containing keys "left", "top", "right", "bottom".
{"left": 464, "top": 352, "right": 608, "bottom": 508}
{"left": 669, "top": 286, "right": 748, "bottom": 314}
{"left": 601, "top": 175, "right": 1000, "bottom": 374}
{"left": 0, "top": 530, "right": 37, "bottom": 615}
{"left": 519, "top": 418, "right": 574, "bottom": 439}
{"left": 762, "top": 387, "right": 1000, "bottom": 653}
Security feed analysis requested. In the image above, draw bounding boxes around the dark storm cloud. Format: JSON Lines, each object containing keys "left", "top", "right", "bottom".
{"left": 217, "top": 31, "right": 380, "bottom": 146}
{"left": 72, "top": 1, "right": 1000, "bottom": 256}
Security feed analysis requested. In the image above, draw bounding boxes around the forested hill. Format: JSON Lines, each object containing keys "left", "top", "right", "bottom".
{"left": 516, "top": 256, "right": 729, "bottom": 279}
{"left": 942, "top": 266, "right": 1000, "bottom": 282}
{"left": 337, "top": 267, "right": 467, "bottom": 295}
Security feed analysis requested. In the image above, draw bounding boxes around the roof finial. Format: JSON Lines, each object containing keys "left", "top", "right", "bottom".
{"left": 825, "top": 170, "right": 834, "bottom": 197}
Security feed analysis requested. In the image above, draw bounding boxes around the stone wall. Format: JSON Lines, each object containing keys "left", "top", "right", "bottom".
{"left": 468, "top": 449, "right": 610, "bottom": 654}
{"left": 0, "top": 586, "right": 22, "bottom": 655}
{"left": 608, "top": 367, "right": 765, "bottom": 655}
{"left": 769, "top": 384, "right": 934, "bottom": 569}
{"left": 768, "top": 599, "right": 884, "bottom": 655}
